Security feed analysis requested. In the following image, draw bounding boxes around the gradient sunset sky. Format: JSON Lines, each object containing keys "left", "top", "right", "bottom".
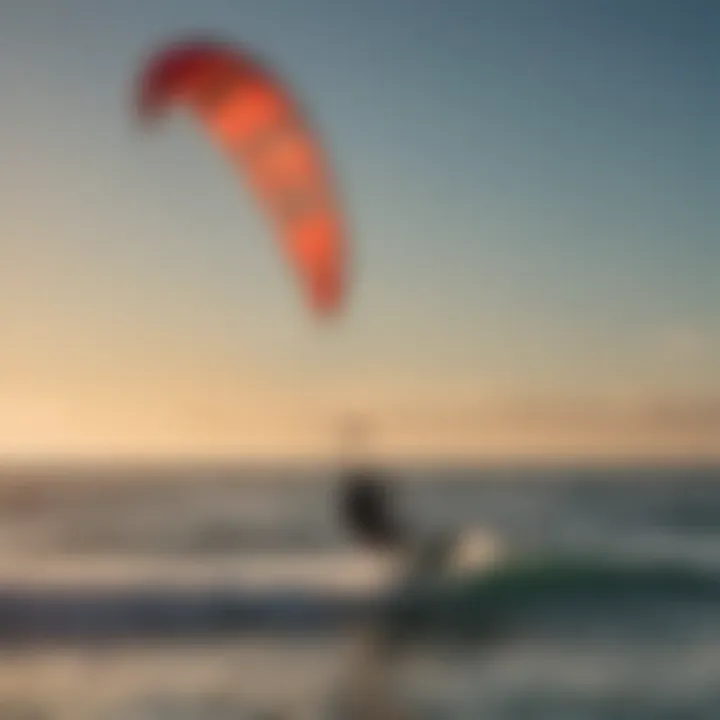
{"left": 0, "top": 0, "right": 717, "bottom": 459}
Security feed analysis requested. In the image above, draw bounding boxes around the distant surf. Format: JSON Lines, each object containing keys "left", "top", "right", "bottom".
{"left": 1, "top": 552, "right": 718, "bottom": 646}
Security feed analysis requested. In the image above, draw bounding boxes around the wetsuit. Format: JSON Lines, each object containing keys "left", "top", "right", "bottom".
{"left": 338, "top": 467, "right": 405, "bottom": 549}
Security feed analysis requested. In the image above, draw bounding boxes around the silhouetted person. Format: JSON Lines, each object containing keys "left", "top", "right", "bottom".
{"left": 333, "top": 417, "right": 457, "bottom": 718}
{"left": 339, "top": 466, "right": 405, "bottom": 549}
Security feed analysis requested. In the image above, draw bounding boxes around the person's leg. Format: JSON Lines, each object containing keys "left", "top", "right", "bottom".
{"left": 333, "top": 621, "right": 411, "bottom": 720}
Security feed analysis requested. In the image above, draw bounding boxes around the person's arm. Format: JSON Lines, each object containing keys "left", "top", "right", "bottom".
{"left": 400, "top": 530, "right": 458, "bottom": 585}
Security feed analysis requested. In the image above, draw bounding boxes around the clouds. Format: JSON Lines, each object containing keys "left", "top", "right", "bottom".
{"left": 383, "top": 396, "right": 719, "bottom": 432}
{"left": 370, "top": 394, "right": 720, "bottom": 459}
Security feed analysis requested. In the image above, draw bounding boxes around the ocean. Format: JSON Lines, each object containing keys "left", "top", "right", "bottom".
{"left": 0, "top": 463, "right": 718, "bottom": 719}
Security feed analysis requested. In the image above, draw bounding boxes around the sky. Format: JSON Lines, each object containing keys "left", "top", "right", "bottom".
{"left": 0, "top": 0, "right": 717, "bottom": 460}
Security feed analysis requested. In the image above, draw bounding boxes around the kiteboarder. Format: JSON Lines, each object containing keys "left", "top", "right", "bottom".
{"left": 335, "top": 446, "right": 460, "bottom": 719}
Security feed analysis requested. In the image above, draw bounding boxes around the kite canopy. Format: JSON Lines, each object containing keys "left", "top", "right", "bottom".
{"left": 136, "top": 38, "right": 346, "bottom": 316}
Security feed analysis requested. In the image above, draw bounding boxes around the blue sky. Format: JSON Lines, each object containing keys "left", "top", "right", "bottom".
{"left": 0, "top": 0, "right": 717, "bottom": 458}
